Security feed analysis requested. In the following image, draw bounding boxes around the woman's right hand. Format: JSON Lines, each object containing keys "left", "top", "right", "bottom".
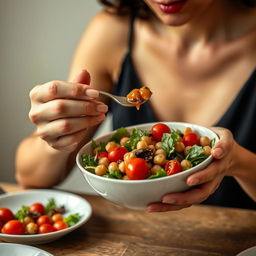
{"left": 28, "top": 69, "right": 108, "bottom": 152}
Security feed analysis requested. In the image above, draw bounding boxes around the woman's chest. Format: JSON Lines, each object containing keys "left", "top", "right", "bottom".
{"left": 132, "top": 44, "right": 256, "bottom": 126}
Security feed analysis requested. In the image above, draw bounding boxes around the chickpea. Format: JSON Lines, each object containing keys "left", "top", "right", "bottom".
{"left": 148, "top": 144, "right": 156, "bottom": 153}
{"left": 151, "top": 164, "right": 162, "bottom": 174}
{"left": 52, "top": 213, "right": 63, "bottom": 222}
{"left": 174, "top": 141, "right": 185, "bottom": 153}
{"left": 105, "top": 141, "right": 117, "bottom": 152}
{"left": 181, "top": 159, "right": 192, "bottom": 170}
{"left": 120, "top": 136, "right": 129, "bottom": 146}
{"left": 136, "top": 140, "right": 148, "bottom": 149}
{"left": 95, "top": 164, "right": 107, "bottom": 176}
{"left": 155, "top": 142, "right": 163, "bottom": 149}
{"left": 203, "top": 146, "right": 212, "bottom": 155}
{"left": 200, "top": 136, "right": 211, "bottom": 147}
{"left": 141, "top": 135, "right": 152, "bottom": 145}
{"left": 153, "top": 154, "right": 166, "bottom": 166}
{"left": 139, "top": 86, "right": 152, "bottom": 100}
{"left": 155, "top": 148, "right": 166, "bottom": 156}
{"left": 108, "top": 162, "right": 119, "bottom": 172}
{"left": 118, "top": 161, "right": 126, "bottom": 173}
{"left": 184, "top": 146, "right": 192, "bottom": 155}
{"left": 23, "top": 216, "right": 34, "bottom": 225}
{"left": 98, "top": 157, "right": 109, "bottom": 167}
{"left": 124, "top": 152, "right": 135, "bottom": 164}
{"left": 25, "top": 222, "right": 38, "bottom": 234}
{"left": 183, "top": 127, "right": 193, "bottom": 135}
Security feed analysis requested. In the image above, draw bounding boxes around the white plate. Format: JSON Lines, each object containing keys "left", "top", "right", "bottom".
{"left": 0, "top": 189, "right": 92, "bottom": 244}
{"left": 237, "top": 246, "right": 256, "bottom": 256}
{"left": 0, "top": 243, "right": 54, "bottom": 256}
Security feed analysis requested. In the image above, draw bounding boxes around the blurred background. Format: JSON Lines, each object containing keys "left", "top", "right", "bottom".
{"left": 0, "top": 0, "right": 111, "bottom": 192}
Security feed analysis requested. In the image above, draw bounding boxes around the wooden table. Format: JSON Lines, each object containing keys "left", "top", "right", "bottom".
{"left": 1, "top": 182, "right": 256, "bottom": 256}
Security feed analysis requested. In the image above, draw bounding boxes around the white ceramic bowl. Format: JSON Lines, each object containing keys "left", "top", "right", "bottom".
{"left": 76, "top": 122, "right": 219, "bottom": 210}
{"left": 0, "top": 189, "right": 92, "bottom": 244}
{"left": 0, "top": 243, "right": 53, "bottom": 256}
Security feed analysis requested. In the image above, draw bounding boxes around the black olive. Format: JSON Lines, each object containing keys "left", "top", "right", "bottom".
{"left": 168, "top": 152, "right": 184, "bottom": 162}
{"left": 135, "top": 148, "right": 154, "bottom": 162}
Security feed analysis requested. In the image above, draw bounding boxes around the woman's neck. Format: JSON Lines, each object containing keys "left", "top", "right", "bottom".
{"left": 151, "top": 1, "right": 255, "bottom": 46}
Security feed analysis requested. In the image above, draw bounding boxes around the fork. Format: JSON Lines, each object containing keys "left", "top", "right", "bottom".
{"left": 99, "top": 90, "right": 147, "bottom": 107}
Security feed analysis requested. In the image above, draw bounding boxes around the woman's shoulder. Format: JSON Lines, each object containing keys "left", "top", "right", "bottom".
{"left": 69, "top": 10, "right": 134, "bottom": 86}
{"left": 84, "top": 10, "right": 131, "bottom": 49}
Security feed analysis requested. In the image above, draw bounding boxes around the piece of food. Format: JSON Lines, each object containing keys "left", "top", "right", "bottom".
{"left": 29, "top": 203, "right": 45, "bottom": 215}
{"left": 81, "top": 123, "right": 216, "bottom": 180}
{"left": 0, "top": 208, "right": 15, "bottom": 223}
{"left": 125, "top": 158, "right": 150, "bottom": 180}
{"left": 2, "top": 220, "right": 25, "bottom": 235}
{"left": 126, "top": 86, "right": 152, "bottom": 110}
{"left": 151, "top": 123, "right": 171, "bottom": 142}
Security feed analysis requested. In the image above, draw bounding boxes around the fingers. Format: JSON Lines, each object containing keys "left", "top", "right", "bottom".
{"left": 186, "top": 160, "right": 225, "bottom": 186}
{"left": 147, "top": 202, "right": 192, "bottom": 213}
{"left": 147, "top": 177, "right": 222, "bottom": 212}
{"left": 210, "top": 127, "right": 234, "bottom": 160}
{"left": 71, "top": 69, "right": 91, "bottom": 84}
{"left": 48, "top": 129, "right": 94, "bottom": 151}
{"left": 36, "top": 115, "right": 106, "bottom": 142}
{"left": 30, "top": 80, "right": 99, "bottom": 103}
{"left": 29, "top": 99, "right": 108, "bottom": 124}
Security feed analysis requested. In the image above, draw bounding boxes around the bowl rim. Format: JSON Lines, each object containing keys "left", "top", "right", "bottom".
{"left": 76, "top": 121, "right": 219, "bottom": 184}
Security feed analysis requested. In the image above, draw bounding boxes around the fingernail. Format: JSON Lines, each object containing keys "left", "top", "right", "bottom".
{"left": 95, "top": 114, "right": 105, "bottom": 122}
{"left": 188, "top": 178, "right": 199, "bottom": 186}
{"left": 86, "top": 89, "right": 99, "bottom": 98}
{"left": 212, "top": 148, "right": 224, "bottom": 158}
{"left": 96, "top": 104, "right": 108, "bottom": 113}
{"left": 162, "top": 197, "right": 176, "bottom": 204}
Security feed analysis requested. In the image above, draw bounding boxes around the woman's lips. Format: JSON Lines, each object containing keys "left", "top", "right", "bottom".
{"left": 157, "top": 0, "right": 187, "bottom": 14}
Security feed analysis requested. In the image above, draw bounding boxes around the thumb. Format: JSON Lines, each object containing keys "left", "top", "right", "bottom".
{"left": 72, "top": 69, "right": 91, "bottom": 85}
{"left": 210, "top": 127, "right": 234, "bottom": 159}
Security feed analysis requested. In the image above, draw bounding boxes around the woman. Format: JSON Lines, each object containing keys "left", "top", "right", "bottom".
{"left": 16, "top": 0, "right": 256, "bottom": 212}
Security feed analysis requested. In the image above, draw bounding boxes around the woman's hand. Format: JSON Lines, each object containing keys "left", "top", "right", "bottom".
{"left": 28, "top": 69, "right": 108, "bottom": 152}
{"left": 146, "top": 127, "right": 235, "bottom": 212}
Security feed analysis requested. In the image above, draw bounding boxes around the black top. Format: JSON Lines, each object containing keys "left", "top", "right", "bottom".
{"left": 109, "top": 15, "right": 256, "bottom": 209}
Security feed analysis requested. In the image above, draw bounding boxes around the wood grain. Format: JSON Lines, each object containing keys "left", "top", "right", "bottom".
{"left": 1, "top": 183, "right": 255, "bottom": 256}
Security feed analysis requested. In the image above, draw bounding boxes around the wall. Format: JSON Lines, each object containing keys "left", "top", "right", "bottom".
{"left": 0, "top": 0, "right": 111, "bottom": 192}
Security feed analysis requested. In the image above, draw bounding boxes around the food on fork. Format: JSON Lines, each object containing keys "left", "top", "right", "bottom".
{"left": 126, "top": 86, "right": 152, "bottom": 110}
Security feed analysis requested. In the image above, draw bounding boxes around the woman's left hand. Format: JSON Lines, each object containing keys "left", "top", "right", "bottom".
{"left": 146, "top": 127, "right": 235, "bottom": 212}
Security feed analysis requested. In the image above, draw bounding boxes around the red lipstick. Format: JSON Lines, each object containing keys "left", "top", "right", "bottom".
{"left": 158, "top": 0, "right": 187, "bottom": 14}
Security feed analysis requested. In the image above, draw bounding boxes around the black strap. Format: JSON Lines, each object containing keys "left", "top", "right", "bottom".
{"left": 128, "top": 11, "right": 137, "bottom": 53}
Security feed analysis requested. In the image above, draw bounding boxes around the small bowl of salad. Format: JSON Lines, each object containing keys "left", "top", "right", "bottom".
{"left": 76, "top": 122, "right": 219, "bottom": 210}
{"left": 0, "top": 189, "right": 92, "bottom": 244}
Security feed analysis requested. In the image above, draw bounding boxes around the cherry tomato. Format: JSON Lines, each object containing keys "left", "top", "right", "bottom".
{"left": 108, "top": 146, "right": 128, "bottom": 162}
{"left": 2, "top": 220, "right": 25, "bottom": 235}
{"left": 125, "top": 158, "right": 149, "bottom": 180}
{"left": 38, "top": 223, "right": 56, "bottom": 234}
{"left": 0, "top": 219, "right": 5, "bottom": 231}
{"left": 97, "top": 151, "right": 108, "bottom": 159}
{"left": 151, "top": 123, "right": 171, "bottom": 141}
{"left": 0, "top": 208, "right": 14, "bottom": 223}
{"left": 165, "top": 160, "right": 182, "bottom": 176}
{"left": 29, "top": 203, "right": 45, "bottom": 215}
{"left": 53, "top": 220, "right": 68, "bottom": 231}
{"left": 182, "top": 132, "right": 200, "bottom": 146}
{"left": 37, "top": 215, "right": 52, "bottom": 226}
